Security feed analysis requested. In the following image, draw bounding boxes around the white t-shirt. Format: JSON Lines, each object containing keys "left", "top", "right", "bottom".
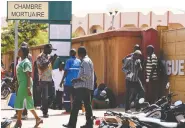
{"left": 52, "top": 69, "right": 64, "bottom": 91}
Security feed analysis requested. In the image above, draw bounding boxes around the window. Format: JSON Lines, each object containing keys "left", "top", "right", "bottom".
{"left": 92, "top": 29, "right": 97, "bottom": 33}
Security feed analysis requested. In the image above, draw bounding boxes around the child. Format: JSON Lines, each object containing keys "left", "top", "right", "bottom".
{"left": 52, "top": 62, "right": 65, "bottom": 109}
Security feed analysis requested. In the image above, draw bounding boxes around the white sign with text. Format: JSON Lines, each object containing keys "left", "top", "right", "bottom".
{"left": 163, "top": 60, "right": 185, "bottom": 75}
{"left": 8, "top": 2, "right": 48, "bottom": 20}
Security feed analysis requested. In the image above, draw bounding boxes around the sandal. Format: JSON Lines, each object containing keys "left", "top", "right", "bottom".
{"left": 34, "top": 118, "right": 43, "bottom": 128}
{"left": 14, "top": 120, "right": 22, "bottom": 128}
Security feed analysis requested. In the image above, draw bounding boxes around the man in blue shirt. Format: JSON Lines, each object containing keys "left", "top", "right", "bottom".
{"left": 60, "top": 49, "right": 81, "bottom": 114}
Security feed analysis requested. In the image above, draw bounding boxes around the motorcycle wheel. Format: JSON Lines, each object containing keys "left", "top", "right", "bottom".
{"left": 1, "top": 88, "right": 10, "bottom": 99}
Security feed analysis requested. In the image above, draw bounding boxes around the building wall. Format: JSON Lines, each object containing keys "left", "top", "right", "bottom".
{"left": 139, "top": 12, "right": 150, "bottom": 28}
{"left": 169, "top": 12, "right": 185, "bottom": 27}
{"left": 161, "top": 28, "right": 185, "bottom": 102}
{"left": 72, "top": 14, "right": 88, "bottom": 34}
{"left": 72, "top": 30, "right": 142, "bottom": 104}
{"left": 73, "top": 11, "right": 185, "bottom": 36}
{"left": 151, "top": 12, "right": 168, "bottom": 28}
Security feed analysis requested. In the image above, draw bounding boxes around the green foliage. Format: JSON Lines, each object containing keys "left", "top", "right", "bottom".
{"left": 1, "top": 20, "right": 48, "bottom": 53}
{"left": 72, "top": 32, "right": 78, "bottom": 38}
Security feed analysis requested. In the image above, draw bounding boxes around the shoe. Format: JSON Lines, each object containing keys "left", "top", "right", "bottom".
{"left": 80, "top": 124, "right": 93, "bottom": 128}
{"left": 43, "top": 114, "right": 49, "bottom": 118}
{"left": 14, "top": 120, "right": 22, "bottom": 128}
{"left": 61, "top": 111, "right": 70, "bottom": 115}
{"left": 34, "top": 118, "right": 43, "bottom": 128}
{"left": 62, "top": 124, "right": 75, "bottom": 128}
{"left": 125, "top": 110, "right": 132, "bottom": 113}
{"left": 21, "top": 115, "right": 28, "bottom": 120}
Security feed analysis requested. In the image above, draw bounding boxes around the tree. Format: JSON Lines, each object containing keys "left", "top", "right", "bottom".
{"left": 1, "top": 20, "right": 48, "bottom": 53}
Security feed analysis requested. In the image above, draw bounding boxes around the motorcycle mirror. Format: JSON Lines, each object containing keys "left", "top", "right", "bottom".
{"left": 166, "top": 82, "right": 170, "bottom": 89}
{"left": 139, "top": 98, "right": 145, "bottom": 104}
{"left": 174, "top": 100, "right": 183, "bottom": 106}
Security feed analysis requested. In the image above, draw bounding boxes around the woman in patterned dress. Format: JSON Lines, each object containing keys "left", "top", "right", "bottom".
{"left": 14, "top": 45, "right": 43, "bottom": 128}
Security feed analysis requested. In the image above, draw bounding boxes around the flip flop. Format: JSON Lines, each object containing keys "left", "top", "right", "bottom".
{"left": 34, "top": 119, "right": 43, "bottom": 128}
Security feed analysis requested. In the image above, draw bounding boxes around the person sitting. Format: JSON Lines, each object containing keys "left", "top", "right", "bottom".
{"left": 92, "top": 83, "right": 116, "bottom": 109}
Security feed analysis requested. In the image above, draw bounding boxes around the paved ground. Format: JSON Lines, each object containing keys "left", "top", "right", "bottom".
{"left": 1, "top": 100, "right": 125, "bottom": 128}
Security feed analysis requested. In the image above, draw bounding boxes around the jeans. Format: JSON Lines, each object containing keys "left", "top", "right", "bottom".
{"left": 64, "top": 86, "right": 74, "bottom": 112}
{"left": 39, "top": 81, "right": 52, "bottom": 115}
{"left": 125, "top": 80, "right": 145, "bottom": 111}
{"left": 68, "top": 88, "right": 93, "bottom": 127}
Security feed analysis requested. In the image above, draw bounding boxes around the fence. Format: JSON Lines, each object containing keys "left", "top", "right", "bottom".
{"left": 2, "top": 28, "right": 160, "bottom": 104}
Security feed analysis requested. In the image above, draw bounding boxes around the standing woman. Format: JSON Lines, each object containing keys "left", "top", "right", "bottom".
{"left": 14, "top": 45, "right": 43, "bottom": 128}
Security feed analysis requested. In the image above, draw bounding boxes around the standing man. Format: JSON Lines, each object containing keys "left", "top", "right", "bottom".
{"left": 145, "top": 45, "right": 159, "bottom": 104}
{"left": 123, "top": 50, "right": 145, "bottom": 113}
{"left": 63, "top": 46, "right": 94, "bottom": 128}
{"left": 122, "top": 44, "right": 144, "bottom": 108}
{"left": 36, "top": 44, "right": 56, "bottom": 118}
{"left": 60, "top": 49, "right": 81, "bottom": 114}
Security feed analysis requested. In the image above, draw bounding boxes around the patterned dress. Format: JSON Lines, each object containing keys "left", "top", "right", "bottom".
{"left": 14, "top": 58, "right": 34, "bottom": 110}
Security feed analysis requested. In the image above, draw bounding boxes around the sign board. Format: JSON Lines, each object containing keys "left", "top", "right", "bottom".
{"left": 7, "top": 1, "right": 48, "bottom": 20}
{"left": 50, "top": 41, "right": 71, "bottom": 56}
{"left": 163, "top": 60, "right": 185, "bottom": 75}
{"left": 50, "top": 24, "right": 71, "bottom": 39}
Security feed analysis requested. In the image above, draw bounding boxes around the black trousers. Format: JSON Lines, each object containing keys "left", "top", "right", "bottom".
{"left": 55, "top": 90, "right": 63, "bottom": 109}
{"left": 125, "top": 80, "right": 145, "bottom": 111}
{"left": 68, "top": 88, "right": 93, "bottom": 127}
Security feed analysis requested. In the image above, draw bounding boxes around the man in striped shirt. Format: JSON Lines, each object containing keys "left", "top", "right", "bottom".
{"left": 123, "top": 50, "right": 144, "bottom": 113}
{"left": 63, "top": 46, "right": 94, "bottom": 128}
{"left": 145, "top": 45, "right": 159, "bottom": 103}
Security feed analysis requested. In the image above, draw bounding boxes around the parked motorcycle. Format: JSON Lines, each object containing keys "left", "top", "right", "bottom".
{"left": 1, "top": 118, "right": 12, "bottom": 128}
{"left": 102, "top": 110, "right": 185, "bottom": 128}
{"left": 139, "top": 83, "right": 172, "bottom": 114}
{"left": 136, "top": 83, "right": 185, "bottom": 122}
{"left": 1, "top": 77, "right": 16, "bottom": 99}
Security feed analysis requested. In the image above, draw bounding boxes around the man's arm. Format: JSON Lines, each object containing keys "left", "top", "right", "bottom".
{"left": 60, "top": 60, "right": 70, "bottom": 85}
{"left": 149, "top": 54, "right": 158, "bottom": 79}
{"left": 122, "top": 59, "right": 130, "bottom": 74}
{"left": 137, "top": 59, "right": 142, "bottom": 71}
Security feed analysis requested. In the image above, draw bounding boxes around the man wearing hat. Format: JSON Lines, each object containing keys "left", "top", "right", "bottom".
{"left": 123, "top": 50, "right": 145, "bottom": 113}
{"left": 60, "top": 49, "right": 81, "bottom": 114}
{"left": 36, "top": 44, "right": 56, "bottom": 118}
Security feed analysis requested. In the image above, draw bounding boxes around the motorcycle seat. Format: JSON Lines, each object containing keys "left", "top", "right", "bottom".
{"left": 138, "top": 117, "right": 178, "bottom": 128}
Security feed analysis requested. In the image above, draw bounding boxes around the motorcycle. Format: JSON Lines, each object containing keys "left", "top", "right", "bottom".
{"left": 138, "top": 83, "right": 172, "bottom": 114}
{"left": 1, "top": 77, "right": 16, "bottom": 99}
{"left": 135, "top": 83, "right": 185, "bottom": 122}
{"left": 1, "top": 118, "right": 12, "bottom": 128}
{"left": 102, "top": 110, "right": 185, "bottom": 128}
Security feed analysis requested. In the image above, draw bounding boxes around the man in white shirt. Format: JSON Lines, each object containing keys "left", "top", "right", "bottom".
{"left": 52, "top": 61, "right": 65, "bottom": 109}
